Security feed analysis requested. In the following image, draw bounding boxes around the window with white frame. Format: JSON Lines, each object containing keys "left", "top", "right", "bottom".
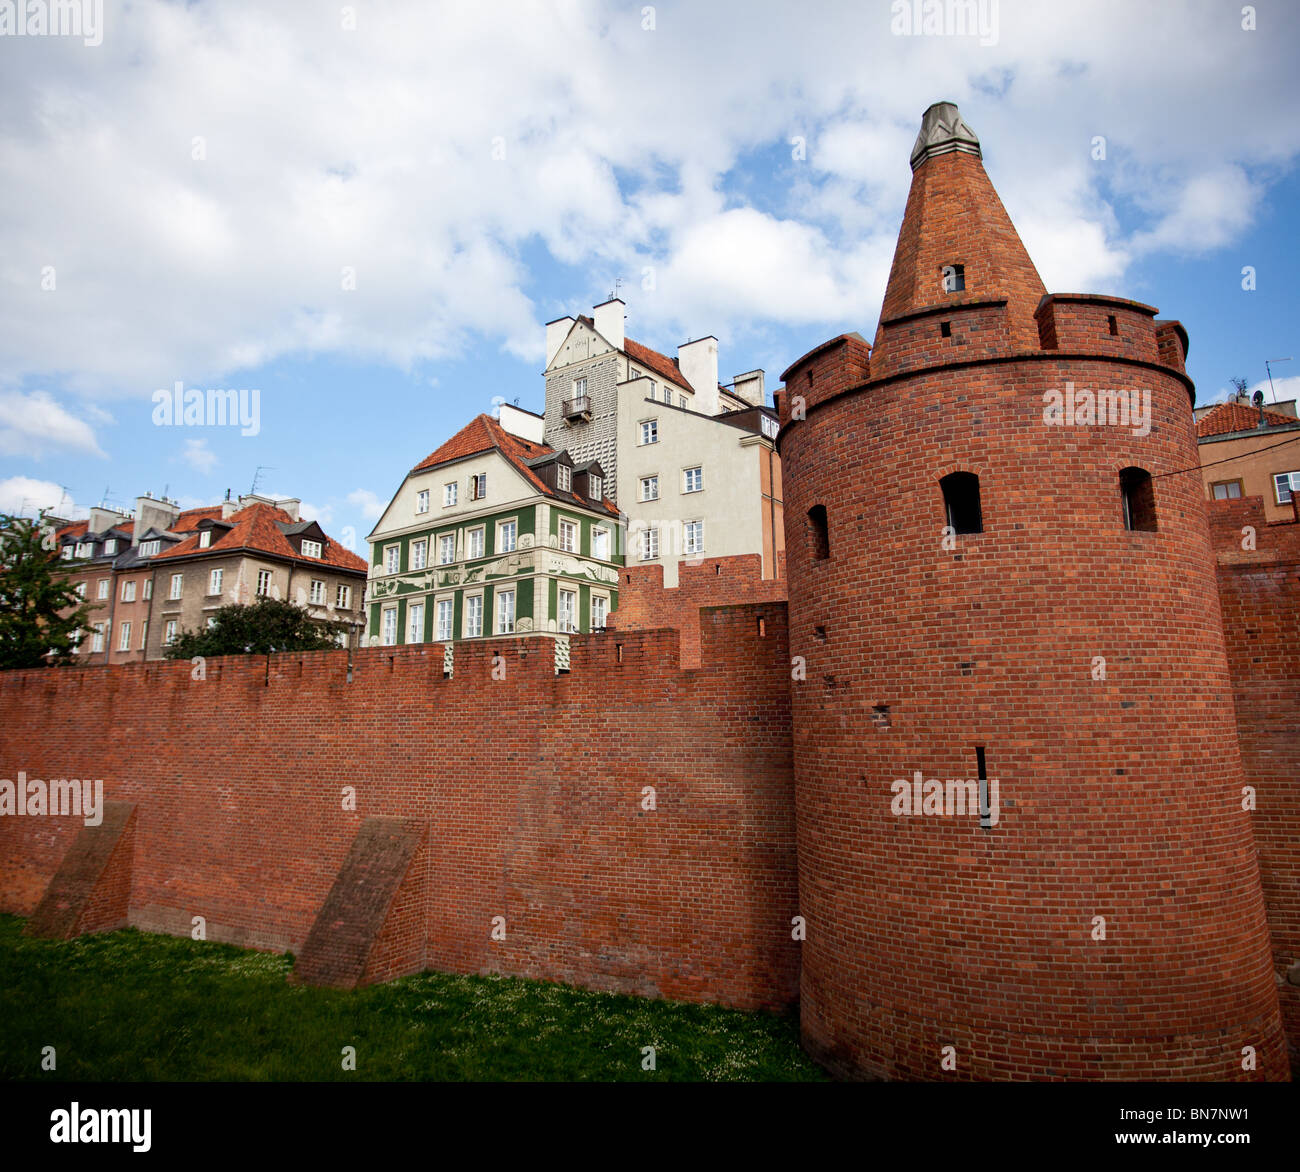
{"left": 310, "top": 579, "right": 325, "bottom": 605}
{"left": 556, "top": 464, "right": 572, "bottom": 492}
{"left": 385, "top": 545, "right": 400, "bottom": 574}
{"left": 436, "top": 598, "right": 453, "bottom": 642}
{"left": 256, "top": 569, "right": 272, "bottom": 596}
{"left": 559, "top": 519, "right": 577, "bottom": 553}
{"left": 104, "top": 539, "right": 117, "bottom": 555}
{"left": 438, "top": 534, "right": 456, "bottom": 564}
{"left": 684, "top": 520, "right": 704, "bottom": 556}
{"left": 118, "top": 621, "right": 131, "bottom": 652}
{"left": 467, "top": 527, "right": 485, "bottom": 559}
{"left": 169, "top": 573, "right": 183, "bottom": 600}
{"left": 591, "top": 527, "right": 610, "bottom": 561}
{"left": 760, "top": 415, "right": 779, "bottom": 439}
{"left": 62, "top": 546, "right": 73, "bottom": 560}
{"left": 639, "top": 475, "right": 659, "bottom": 502}
{"left": 1273, "top": 470, "right": 1300, "bottom": 504}
{"left": 683, "top": 466, "right": 703, "bottom": 493}
{"left": 336, "top": 584, "right": 351, "bottom": 608}
{"left": 574, "top": 376, "right": 587, "bottom": 397}
{"left": 208, "top": 568, "right": 223, "bottom": 596}
{"left": 139, "top": 540, "right": 160, "bottom": 557}
{"left": 75, "top": 542, "right": 90, "bottom": 558}
{"left": 75, "top": 581, "right": 87, "bottom": 598}
{"left": 663, "top": 388, "right": 672, "bottom": 407}
{"left": 140, "top": 621, "right": 148, "bottom": 649}
{"left": 639, "top": 419, "right": 658, "bottom": 445}
{"left": 498, "top": 519, "right": 517, "bottom": 553}
{"left": 164, "top": 619, "right": 178, "bottom": 645}
{"left": 416, "top": 489, "right": 429, "bottom": 514}
{"left": 444, "top": 482, "right": 458, "bottom": 507}
{"left": 465, "top": 594, "right": 483, "bottom": 637}
{"left": 496, "top": 589, "right": 515, "bottom": 634}
{"left": 143, "top": 578, "right": 152, "bottom": 600}
{"left": 91, "top": 623, "right": 105, "bottom": 652}
{"left": 408, "top": 601, "right": 424, "bottom": 643}
{"left": 589, "top": 474, "right": 603, "bottom": 499}
{"left": 199, "top": 531, "right": 211, "bottom": 549}
{"left": 302, "top": 539, "right": 322, "bottom": 559}
{"left": 381, "top": 606, "right": 398, "bottom": 646}
{"left": 558, "top": 588, "right": 577, "bottom": 633}
{"left": 591, "top": 594, "right": 608, "bottom": 630}
{"left": 121, "top": 580, "right": 136, "bottom": 603}
{"left": 97, "top": 579, "right": 109, "bottom": 600}
{"left": 470, "top": 473, "right": 487, "bottom": 501}
{"left": 640, "top": 528, "right": 659, "bottom": 560}
{"left": 411, "top": 539, "right": 427, "bottom": 570}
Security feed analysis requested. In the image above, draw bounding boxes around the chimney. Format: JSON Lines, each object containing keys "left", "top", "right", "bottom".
{"left": 730, "top": 369, "right": 766, "bottom": 407}
{"left": 592, "top": 298, "right": 625, "bottom": 352}
{"left": 498, "top": 403, "right": 545, "bottom": 443}
{"left": 677, "top": 336, "right": 720, "bottom": 415}
{"left": 133, "top": 494, "right": 181, "bottom": 543}
{"left": 545, "top": 315, "right": 576, "bottom": 369}
{"left": 88, "top": 505, "right": 131, "bottom": 536}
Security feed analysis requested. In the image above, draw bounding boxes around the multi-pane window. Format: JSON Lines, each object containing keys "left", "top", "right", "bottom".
{"left": 467, "top": 527, "right": 485, "bottom": 559}
{"left": 164, "top": 620, "right": 178, "bottom": 645}
{"left": 411, "top": 539, "right": 427, "bottom": 570}
{"left": 381, "top": 607, "right": 398, "bottom": 646}
{"left": 684, "top": 520, "right": 704, "bottom": 555}
{"left": 385, "top": 545, "right": 400, "bottom": 574}
{"left": 121, "top": 581, "right": 136, "bottom": 602}
{"left": 118, "top": 622, "right": 131, "bottom": 652}
{"left": 310, "top": 579, "right": 325, "bottom": 605}
{"left": 97, "top": 579, "right": 109, "bottom": 600}
{"left": 436, "top": 598, "right": 453, "bottom": 642}
{"left": 302, "top": 539, "right": 322, "bottom": 559}
{"left": 1273, "top": 470, "right": 1300, "bottom": 504}
{"left": 199, "top": 531, "right": 211, "bottom": 549}
{"left": 438, "top": 534, "right": 456, "bottom": 564}
{"left": 208, "top": 568, "right": 223, "bottom": 596}
{"left": 639, "top": 419, "right": 658, "bottom": 445}
{"left": 256, "top": 569, "right": 273, "bottom": 596}
{"left": 591, "top": 527, "right": 610, "bottom": 561}
{"left": 61, "top": 546, "right": 73, "bottom": 560}
{"left": 444, "top": 482, "right": 458, "bottom": 507}
{"left": 683, "top": 466, "right": 703, "bottom": 493}
{"left": 639, "top": 475, "right": 659, "bottom": 501}
{"left": 336, "top": 584, "right": 351, "bottom": 608}
{"left": 408, "top": 602, "right": 424, "bottom": 643}
{"left": 91, "top": 623, "right": 104, "bottom": 652}
{"left": 592, "top": 594, "right": 608, "bottom": 630}
{"left": 558, "top": 589, "right": 577, "bottom": 633}
{"left": 169, "top": 573, "right": 183, "bottom": 600}
{"left": 559, "top": 520, "right": 577, "bottom": 553}
{"left": 1211, "top": 480, "right": 1243, "bottom": 500}
{"left": 496, "top": 589, "right": 515, "bottom": 634}
{"left": 663, "top": 389, "right": 672, "bottom": 407}
{"left": 104, "top": 539, "right": 117, "bottom": 554}
{"left": 75, "top": 542, "right": 90, "bottom": 558}
{"left": 465, "top": 595, "right": 483, "bottom": 637}
{"left": 470, "top": 473, "right": 487, "bottom": 501}
{"left": 589, "top": 475, "right": 603, "bottom": 499}
{"left": 139, "top": 540, "right": 160, "bottom": 557}
{"left": 498, "top": 520, "right": 517, "bottom": 553}
{"left": 416, "top": 489, "right": 429, "bottom": 514}
{"left": 573, "top": 376, "right": 587, "bottom": 397}
{"left": 556, "top": 464, "right": 572, "bottom": 492}
{"left": 641, "top": 528, "right": 660, "bottom": 560}
{"left": 143, "top": 579, "right": 152, "bottom": 600}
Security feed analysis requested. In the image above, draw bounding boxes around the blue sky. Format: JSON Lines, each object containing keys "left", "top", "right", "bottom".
{"left": 1, "top": 0, "right": 1297, "bottom": 553}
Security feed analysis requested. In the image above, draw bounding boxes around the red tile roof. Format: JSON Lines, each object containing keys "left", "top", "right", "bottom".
{"left": 623, "top": 337, "right": 693, "bottom": 393}
{"left": 172, "top": 506, "right": 225, "bottom": 532}
{"left": 153, "top": 503, "right": 367, "bottom": 572}
{"left": 1197, "top": 401, "right": 1297, "bottom": 438}
{"left": 56, "top": 521, "right": 89, "bottom": 539}
{"left": 410, "top": 414, "right": 618, "bottom": 516}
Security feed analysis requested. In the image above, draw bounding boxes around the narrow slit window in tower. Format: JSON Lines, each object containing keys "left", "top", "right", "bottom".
{"left": 1108, "top": 314, "right": 1118, "bottom": 336}
{"left": 942, "top": 263, "right": 965, "bottom": 292}
{"left": 940, "top": 472, "right": 983, "bottom": 534}
{"left": 808, "top": 505, "right": 830, "bottom": 560}
{"left": 976, "top": 746, "right": 992, "bottom": 830}
{"left": 940, "top": 321, "right": 952, "bottom": 337}
{"left": 1119, "top": 467, "right": 1157, "bottom": 532}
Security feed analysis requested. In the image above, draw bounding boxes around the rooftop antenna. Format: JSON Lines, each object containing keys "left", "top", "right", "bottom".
{"left": 1265, "top": 357, "right": 1292, "bottom": 404}
{"left": 250, "top": 466, "right": 275, "bottom": 495}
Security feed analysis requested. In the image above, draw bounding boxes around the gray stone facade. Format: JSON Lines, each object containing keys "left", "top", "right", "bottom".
{"left": 544, "top": 346, "right": 623, "bottom": 505}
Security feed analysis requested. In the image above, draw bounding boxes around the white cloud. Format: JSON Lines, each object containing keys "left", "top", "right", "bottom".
{"left": 0, "top": 476, "right": 84, "bottom": 519}
{"left": 180, "top": 438, "right": 217, "bottom": 474}
{"left": 299, "top": 501, "right": 333, "bottom": 525}
{"left": 346, "top": 489, "right": 385, "bottom": 521}
{"left": 0, "top": 390, "right": 104, "bottom": 457}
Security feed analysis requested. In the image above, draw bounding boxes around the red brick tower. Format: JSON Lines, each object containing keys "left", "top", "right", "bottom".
{"left": 777, "top": 102, "right": 1289, "bottom": 1080}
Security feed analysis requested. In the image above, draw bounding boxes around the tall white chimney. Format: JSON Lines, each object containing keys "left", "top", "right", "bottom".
{"left": 545, "top": 315, "right": 575, "bottom": 369}
{"left": 677, "top": 336, "right": 720, "bottom": 415}
{"left": 592, "top": 298, "right": 625, "bottom": 351}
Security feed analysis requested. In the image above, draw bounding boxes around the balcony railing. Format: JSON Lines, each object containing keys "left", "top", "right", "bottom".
{"left": 561, "top": 394, "right": 592, "bottom": 422}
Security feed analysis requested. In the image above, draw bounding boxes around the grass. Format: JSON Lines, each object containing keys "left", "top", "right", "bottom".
{"left": 0, "top": 915, "right": 825, "bottom": 1081}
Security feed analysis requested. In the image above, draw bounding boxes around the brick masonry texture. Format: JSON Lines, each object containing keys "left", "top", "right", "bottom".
{"left": 0, "top": 609, "right": 800, "bottom": 1013}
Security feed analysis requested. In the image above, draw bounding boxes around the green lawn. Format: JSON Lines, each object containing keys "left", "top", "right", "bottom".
{"left": 0, "top": 915, "right": 824, "bottom": 1081}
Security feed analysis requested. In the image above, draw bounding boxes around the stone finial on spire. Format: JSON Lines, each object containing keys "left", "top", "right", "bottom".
{"left": 909, "top": 101, "right": 982, "bottom": 171}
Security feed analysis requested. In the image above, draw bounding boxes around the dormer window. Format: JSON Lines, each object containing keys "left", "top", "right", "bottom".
{"left": 61, "top": 546, "right": 73, "bottom": 560}
{"left": 74, "top": 542, "right": 90, "bottom": 558}
{"left": 139, "top": 540, "right": 160, "bottom": 557}
{"left": 557, "top": 464, "right": 572, "bottom": 492}
{"left": 301, "top": 539, "right": 322, "bottom": 559}
{"left": 942, "top": 263, "right": 965, "bottom": 293}
{"left": 199, "top": 531, "right": 211, "bottom": 548}
{"left": 589, "top": 475, "right": 602, "bottom": 499}
{"left": 104, "top": 539, "right": 117, "bottom": 554}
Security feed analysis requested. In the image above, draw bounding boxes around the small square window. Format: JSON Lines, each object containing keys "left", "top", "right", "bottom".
{"left": 683, "top": 466, "right": 703, "bottom": 493}
{"left": 639, "top": 475, "right": 659, "bottom": 502}
{"left": 1273, "top": 471, "right": 1300, "bottom": 504}
{"left": 639, "top": 419, "right": 658, "bottom": 446}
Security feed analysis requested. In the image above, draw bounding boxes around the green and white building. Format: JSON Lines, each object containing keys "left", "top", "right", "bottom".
{"left": 366, "top": 404, "right": 623, "bottom": 649}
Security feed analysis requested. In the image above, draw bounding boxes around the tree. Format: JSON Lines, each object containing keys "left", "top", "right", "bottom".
{"left": 163, "top": 596, "right": 345, "bottom": 659}
{"left": 0, "top": 511, "right": 92, "bottom": 669}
